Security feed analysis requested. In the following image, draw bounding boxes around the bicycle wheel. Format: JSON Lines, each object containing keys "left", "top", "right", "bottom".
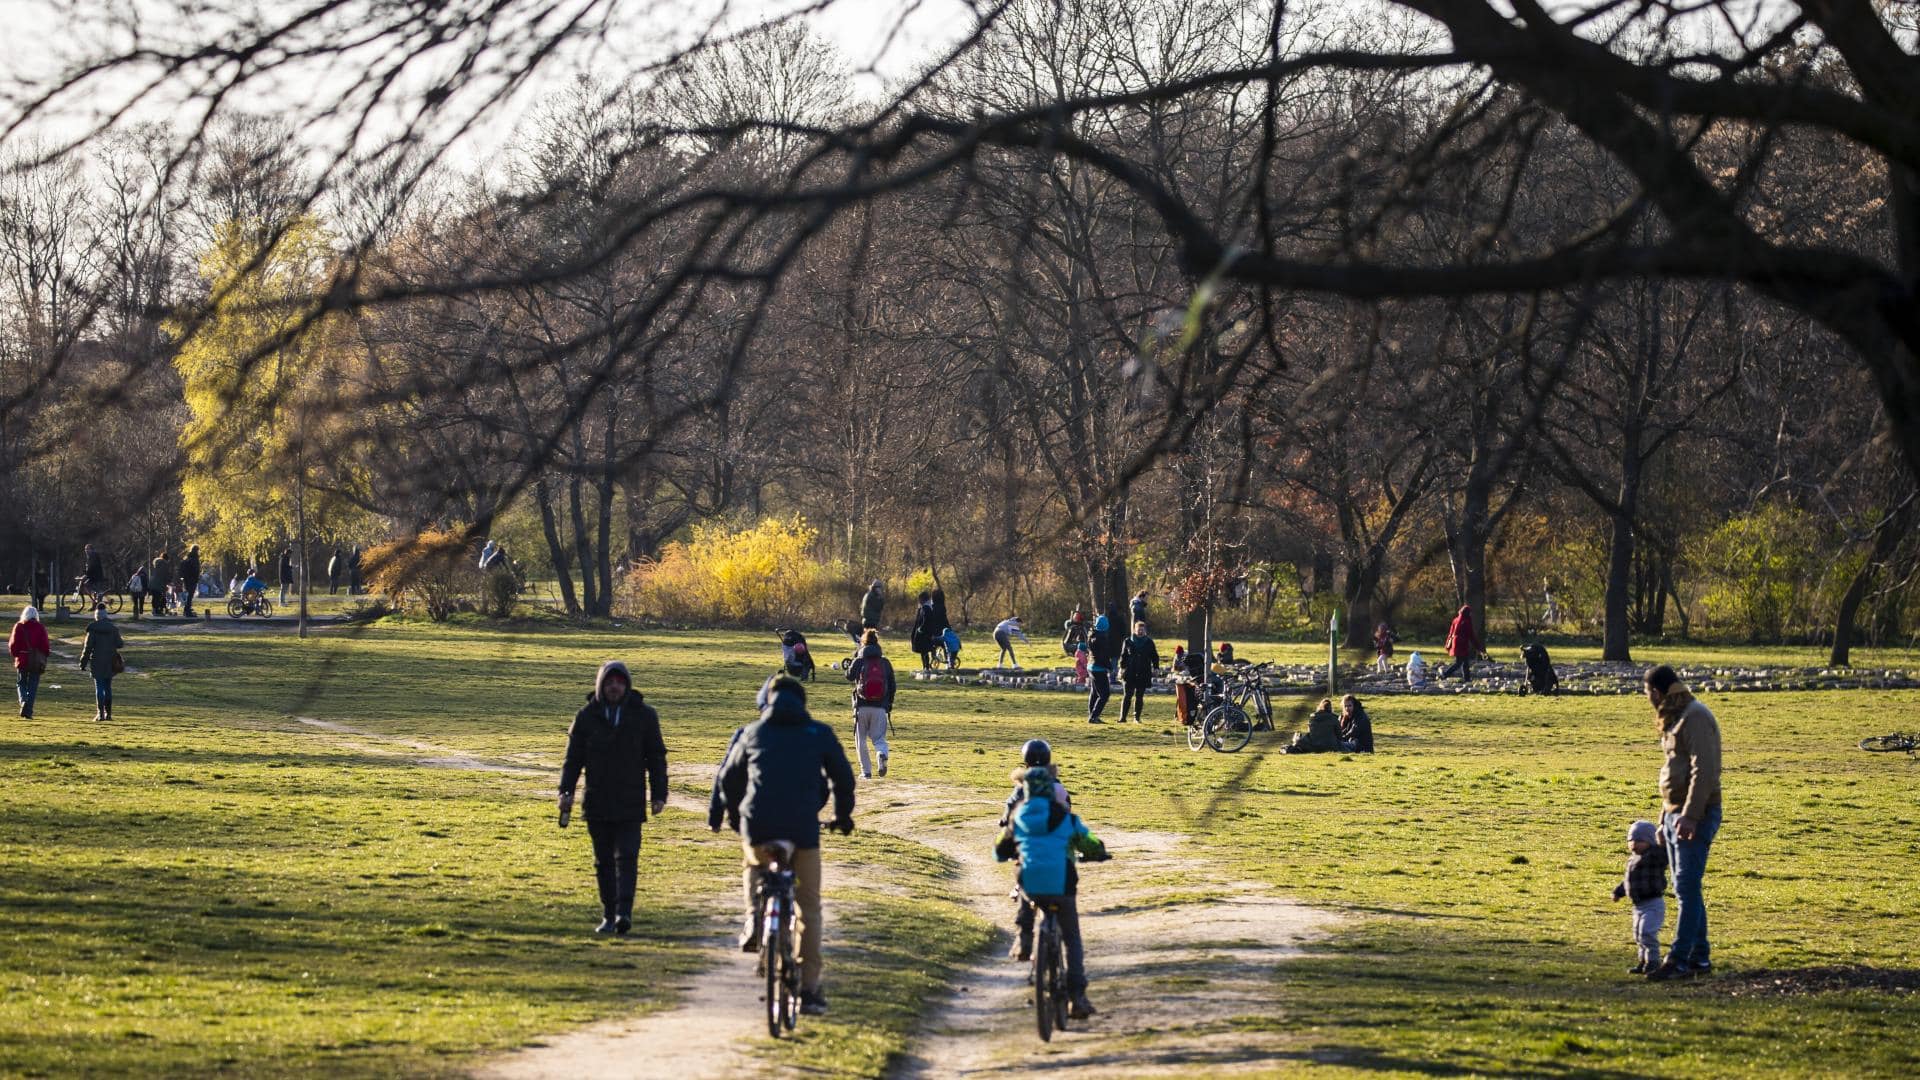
{"left": 1033, "top": 917, "right": 1055, "bottom": 1042}
{"left": 780, "top": 904, "right": 798, "bottom": 1032}
{"left": 103, "top": 593, "right": 123, "bottom": 615}
{"left": 259, "top": 598, "right": 274, "bottom": 618}
{"left": 1205, "top": 704, "right": 1252, "bottom": 752}
{"left": 765, "top": 909, "right": 784, "bottom": 1038}
{"left": 1860, "top": 734, "right": 1917, "bottom": 753}
{"left": 226, "top": 596, "right": 244, "bottom": 618}
{"left": 1051, "top": 925, "right": 1070, "bottom": 1032}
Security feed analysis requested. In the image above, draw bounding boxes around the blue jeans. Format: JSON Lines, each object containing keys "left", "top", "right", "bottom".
{"left": 16, "top": 670, "right": 39, "bottom": 711}
{"left": 93, "top": 674, "right": 113, "bottom": 710}
{"left": 1663, "top": 803, "right": 1721, "bottom": 968}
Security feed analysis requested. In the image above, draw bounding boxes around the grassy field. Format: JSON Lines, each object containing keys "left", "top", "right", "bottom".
{"left": 2, "top": 621, "right": 1916, "bottom": 1076}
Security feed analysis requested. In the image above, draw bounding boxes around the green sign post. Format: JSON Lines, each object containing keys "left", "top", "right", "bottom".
{"left": 1329, "top": 609, "right": 1340, "bottom": 695}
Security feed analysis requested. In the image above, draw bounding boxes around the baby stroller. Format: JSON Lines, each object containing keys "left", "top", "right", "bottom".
{"left": 1520, "top": 642, "right": 1558, "bottom": 695}
{"left": 778, "top": 628, "right": 816, "bottom": 682}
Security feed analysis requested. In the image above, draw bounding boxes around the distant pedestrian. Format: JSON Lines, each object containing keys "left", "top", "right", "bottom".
{"left": 1373, "top": 621, "right": 1397, "bottom": 673}
{"left": 910, "top": 590, "right": 937, "bottom": 671}
{"left": 1117, "top": 621, "right": 1158, "bottom": 724}
{"left": 1086, "top": 613, "right": 1114, "bottom": 724}
{"left": 128, "top": 565, "right": 148, "bottom": 619}
{"left": 1643, "top": 665, "right": 1722, "bottom": 982}
{"left": 845, "top": 629, "right": 895, "bottom": 779}
{"left": 558, "top": 661, "right": 669, "bottom": 936}
{"left": 860, "top": 580, "right": 885, "bottom": 631}
{"left": 1613, "top": 819, "right": 1669, "bottom": 975}
{"left": 929, "top": 588, "right": 951, "bottom": 636}
{"left": 993, "top": 616, "right": 1030, "bottom": 669}
{"left": 77, "top": 605, "right": 124, "bottom": 722}
{"left": 1061, "top": 610, "right": 1089, "bottom": 657}
{"left": 150, "top": 551, "right": 172, "bottom": 617}
{"left": 1072, "top": 640, "right": 1089, "bottom": 688}
{"left": 1130, "top": 590, "right": 1149, "bottom": 630}
{"left": 328, "top": 547, "right": 344, "bottom": 594}
{"left": 83, "top": 544, "right": 105, "bottom": 596}
{"left": 347, "top": 547, "right": 363, "bottom": 594}
{"left": 278, "top": 546, "right": 295, "bottom": 605}
{"left": 179, "top": 545, "right": 203, "bottom": 616}
{"left": 1406, "top": 651, "right": 1428, "bottom": 688}
{"left": 1440, "top": 605, "right": 1479, "bottom": 682}
{"left": 10, "top": 606, "right": 51, "bottom": 719}
{"left": 30, "top": 566, "right": 49, "bottom": 611}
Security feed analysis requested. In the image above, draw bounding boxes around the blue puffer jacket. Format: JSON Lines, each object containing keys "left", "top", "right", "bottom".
{"left": 996, "top": 793, "right": 1105, "bottom": 897}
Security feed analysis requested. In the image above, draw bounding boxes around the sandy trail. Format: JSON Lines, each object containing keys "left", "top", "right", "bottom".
{"left": 870, "top": 783, "right": 1331, "bottom": 1080}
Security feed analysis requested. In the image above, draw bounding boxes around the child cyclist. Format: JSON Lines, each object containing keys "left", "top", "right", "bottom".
{"left": 995, "top": 759, "right": 1109, "bottom": 1020}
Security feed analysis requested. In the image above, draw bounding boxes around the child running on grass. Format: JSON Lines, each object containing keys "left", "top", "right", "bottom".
{"left": 1612, "top": 819, "right": 1669, "bottom": 974}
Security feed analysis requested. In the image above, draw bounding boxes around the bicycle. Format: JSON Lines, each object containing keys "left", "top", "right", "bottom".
{"left": 1859, "top": 733, "right": 1917, "bottom": 756}
{"left": 753, "top": 841, "right": 802, "bottom": 1038}
{"left": 1026, "top": 890, "right": 1071, "bottom": 1041}
{"left": 226, "top": 593, "right": 274, "bottom": 619}
{"left": 1228, "top": 661, "right": 1278, "bottom": 732}
{"left": 69, "top": 577, "right": 123, "bottom": 615}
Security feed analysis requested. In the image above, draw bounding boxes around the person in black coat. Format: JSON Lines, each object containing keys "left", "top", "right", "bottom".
{"left": 1339, "top": 694, "right": 1375, "bottom": 753}
{"left": 179, "top": 545, "right": 203, "bottom": 617}
{"left": 559, "top": 661, "right": 669, "bottom": 935}
{"left": 910, "top": 590, "right": 936, "bottom": 670}
{"left": 1117, "top": 622, "right": 1160, "bottom": 724}
{"left": 716, "top": 674, "right": 855, "bottom": 1016}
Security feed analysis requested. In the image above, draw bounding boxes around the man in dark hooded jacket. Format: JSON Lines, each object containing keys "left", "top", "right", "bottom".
{"left": 717, "top": 674, "right": 856, "bottom": 1016}
{"left": 559, "top": 661, "right": 668, "bottom": 935}
{"left": 860, "top": 580, "right": 885, "bottom": 630}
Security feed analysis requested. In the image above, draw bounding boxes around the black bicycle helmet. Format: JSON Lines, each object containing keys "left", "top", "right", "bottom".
{"left": 1021, "top": 738, "right": 1052, "bottom": 766}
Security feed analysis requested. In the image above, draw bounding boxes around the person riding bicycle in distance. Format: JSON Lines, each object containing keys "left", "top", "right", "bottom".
{"left": 239, "top": 567, "right": 267, "bottom": 611}
{"left": 716, "top": 673, "right": 856, "bottom": 1016}
{"left": 995, "top": 764, "right": 1109, "bottom": 1020}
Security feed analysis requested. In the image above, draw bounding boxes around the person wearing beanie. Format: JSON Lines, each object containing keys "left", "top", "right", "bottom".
{"left": 9, "top": 606, "right": 51, "bottom": 719}
{"left": 715, "top": 673, "right": 856, "bottom": 1016}
{"left": 844, "top": 629, "right": 896, "bottom": 779}
{"left": 558, "top": 660, "right": 669, "bottom": 936}
{"left": 1644, "top": 664, "right": 1723, "bottom": 981}
{"left": 1085, "top": 613, "right": 1115, "bottom": 723}
{"left": 1613, "top": 819, "right": 1670, "bottom": 974}
{"left": 77, "top": 605, "right": 125, "bottom": 721}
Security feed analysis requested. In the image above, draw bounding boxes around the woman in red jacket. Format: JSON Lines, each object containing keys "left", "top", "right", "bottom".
{"left": 1441, "top": 604, "right": 1480, "bottom": 683}
{"left": 10, "top": 606, "right": 52, "bottom": 719}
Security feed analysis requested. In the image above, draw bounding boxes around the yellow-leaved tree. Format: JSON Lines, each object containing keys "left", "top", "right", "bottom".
{"left": 172, "top": 217, "right": 378, "bottom": 594}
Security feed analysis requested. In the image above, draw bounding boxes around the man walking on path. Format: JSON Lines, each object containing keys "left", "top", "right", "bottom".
{"left": 558, "top": 661, "right": 669, "bottom": 936}
{"left": 1644, "top": 664, "right": 1723, "bottom": 982}
{"left": 860, "top": 580, "right": 885, "bottom": 631}
{"left": 845, "top": 630, "right": 896, "bottom": 779}
{"left": 1440, "top": 604, "right": 1480, "bottom": 682}
{"left": 716, "top": 674, "right": 856, "bottom": 1016}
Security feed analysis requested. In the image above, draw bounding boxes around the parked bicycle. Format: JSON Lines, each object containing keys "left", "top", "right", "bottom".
{"left": 69, "top": 577, "right": 123, "bottom": 615}
{"left": 1859, "top": 733, "right": 1917, "bottom": 756}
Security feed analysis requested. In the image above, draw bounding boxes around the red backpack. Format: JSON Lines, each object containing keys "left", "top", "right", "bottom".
{"left": 859, "top": 658, "right": 888, "bottom": 703}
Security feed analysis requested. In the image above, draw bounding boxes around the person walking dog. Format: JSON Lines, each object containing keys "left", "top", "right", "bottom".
{"left": 1643, "top": 664, "right": 1722, "bottom": 982}
{"left": 558, "top": 661, "right": 669, "bottom": 936}
{"left": 10, "top": 606, "right": 51, "bottom": 719}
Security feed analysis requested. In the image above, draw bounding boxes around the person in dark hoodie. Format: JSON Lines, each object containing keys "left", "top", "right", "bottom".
{"left": 860, "top": 579, "right": 885, "bottom": 630}
{"left": 910, "top": 590, "right": 937, "bottom": 670}
{"left": 717, "top": 674, "right": 857, "bottom": 1016}
{"left": 1117, "top": 621, "right": 1160, "bottom": 724}
{"left": 1339, "top": 694, "right": 1375, "bottom": 753}
{"left": 845, "top": 629, "right": 896, "bottom": 779}
{"left": 1086, "top": 613, "right": 1115, "bottom": 724}
{"left": 559, "top": 661, "right": 669, "bottom": 936}
{"left": 179, "top": 545, "right": 203, "bottom": 617}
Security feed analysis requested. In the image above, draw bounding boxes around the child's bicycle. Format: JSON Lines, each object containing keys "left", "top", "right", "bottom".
{"left": 227, "top": 592, "right": 274, "bottom": 618}
{"left": 1859, "top": 733, "right": 1917, "bottom": 757}
{"left": 1023, "top": 845, "right": 1112, "bottom": 1043}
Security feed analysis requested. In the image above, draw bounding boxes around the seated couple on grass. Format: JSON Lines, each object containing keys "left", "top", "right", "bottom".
{"left": 1284, "top": 695, "right": 1374, "bottom": 754}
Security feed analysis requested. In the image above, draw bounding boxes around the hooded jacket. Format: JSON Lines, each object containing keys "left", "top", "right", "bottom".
{"left": 78, "top": 617, "right": 124, "bottom": 672}
{"left": 861, "top": 583, "right": 885, "bottom": 626}
{"left": 1286, "top": 704, "right": 1343, "bottom": 754}
{"left": 1340, "top": 703, "right": 1375, "bottom": 752}
{"left": 560, "top": 661, "right": 669, "bottom": 823}
{"left": 911, "top": 599, "right": 937, "bottom": 653}
{"left": 718, "top": 685, "right": 856, "bottom": 848}
{"left": 994, "top": 772, "right": 1106, "bottom": 897}
{"left": 1444, "top": 606, "right": 1479, "bottom": 659}
{"left": 846, "top": 644, "right": 897, "bottom": 710}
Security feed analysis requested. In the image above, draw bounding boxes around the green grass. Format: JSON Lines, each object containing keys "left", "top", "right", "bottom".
{"left": 2, "top": 623, "right": 1916, "bottom": 1076}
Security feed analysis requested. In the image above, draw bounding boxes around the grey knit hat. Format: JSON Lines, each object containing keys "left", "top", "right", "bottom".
{"left": 1627, "top": 820, "right": 1658, "bottom": 845}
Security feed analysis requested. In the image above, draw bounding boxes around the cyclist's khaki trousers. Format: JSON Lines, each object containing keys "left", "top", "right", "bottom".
{"left": 744, "top": 841, "right": 824, "bottom": 991}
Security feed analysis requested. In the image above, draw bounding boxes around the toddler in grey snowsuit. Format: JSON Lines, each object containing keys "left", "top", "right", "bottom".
{"left": 1612, "top": 819, "right": 1669, "bottom": 974}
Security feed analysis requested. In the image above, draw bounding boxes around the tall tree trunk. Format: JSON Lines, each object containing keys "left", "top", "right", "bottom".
{"left": 1601, "top": 446, "right": 1643, "bottom": 661}
{"left": 1831, "top": 500, "right": 1915, "bottom": 665}
{"left": 534, "top": 472, "right": 579, "bottom": 615}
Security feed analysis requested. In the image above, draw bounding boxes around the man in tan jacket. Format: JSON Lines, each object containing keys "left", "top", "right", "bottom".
{"left": 1644, "top": 664, "right": 1722, "bottom": 981}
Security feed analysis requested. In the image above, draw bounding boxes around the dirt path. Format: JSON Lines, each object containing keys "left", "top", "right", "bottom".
{"left": 869, "top": 783, "right": 1330, "bottom": 1079}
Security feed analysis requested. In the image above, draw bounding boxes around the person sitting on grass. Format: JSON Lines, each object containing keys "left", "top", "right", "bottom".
{"left": 995, "top": 763, "right": 1108, "bottom": 1020}
{"left": 1339, "top": 694, "right": 1375, "bottom": 753}
{"left": 1284, "top": 698, "right": 1344, "bottom": 754}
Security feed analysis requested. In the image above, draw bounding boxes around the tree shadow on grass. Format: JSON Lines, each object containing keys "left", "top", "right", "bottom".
{"left": 1708, "top": 965, "right": 1920, "bottom": 997}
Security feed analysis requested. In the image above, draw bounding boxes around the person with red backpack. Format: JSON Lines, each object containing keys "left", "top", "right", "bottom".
{"left": 844, "top": 629, "right": 896, "bottom": 779}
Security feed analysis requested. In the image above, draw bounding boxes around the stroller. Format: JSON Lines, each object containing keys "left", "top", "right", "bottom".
{"left": 778, "top": 628, "right": 816, "bottom": 682}
{"left": 1520, "top": 642, "right": 1559, "bottom": 695}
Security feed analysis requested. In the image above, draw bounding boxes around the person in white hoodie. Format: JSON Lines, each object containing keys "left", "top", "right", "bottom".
{"left": 1405, "top": 651, "right": 1429, "bottom": 688}
{"left": 993, "top": 616, "right": 1032, "bottom": 669}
